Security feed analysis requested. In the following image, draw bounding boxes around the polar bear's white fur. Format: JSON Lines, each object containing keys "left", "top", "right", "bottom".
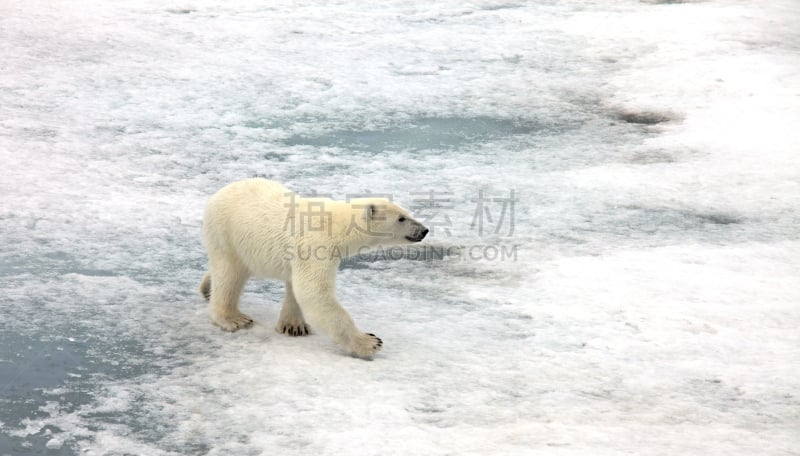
{"left": 199, "top": 178, "right": 428, "bottom": 358}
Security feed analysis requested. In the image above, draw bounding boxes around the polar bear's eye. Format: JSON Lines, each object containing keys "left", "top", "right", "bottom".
{"left": 398, "top": 216, "right": 406, "bottom": 223}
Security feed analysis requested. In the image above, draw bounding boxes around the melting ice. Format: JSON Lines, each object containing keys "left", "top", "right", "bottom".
{"left": 1, "top": 0, "right": 799, "bottom": 454}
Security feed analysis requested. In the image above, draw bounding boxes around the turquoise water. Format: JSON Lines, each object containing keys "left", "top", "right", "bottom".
{"left": 2, "top": 1, "right": 799, "bottom": 455}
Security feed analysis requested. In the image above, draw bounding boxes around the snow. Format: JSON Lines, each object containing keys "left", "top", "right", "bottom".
{"left": 1, "top": 0, "right": 799, "bottom": 455}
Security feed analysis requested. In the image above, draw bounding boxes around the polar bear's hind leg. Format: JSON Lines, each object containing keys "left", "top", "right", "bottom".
{"left": 208, "top": 259, "right": 253, "bottom": 331}
{"left": 276, "top": 281, "right": 310, "bottom": 336}
{"left": 199, "top": 272, "right": 211, "bottom": 301}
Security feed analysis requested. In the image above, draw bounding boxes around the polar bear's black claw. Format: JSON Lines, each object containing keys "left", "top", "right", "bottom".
{"left": 366, "top": 333, "right": 383, "bottom": 349}
{"left": 281, "top": 323, "right": 310, "bottom": 337}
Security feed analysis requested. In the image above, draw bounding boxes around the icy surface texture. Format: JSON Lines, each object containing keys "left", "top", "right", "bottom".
{"left": 1, "top": 0, "right": 799, "bottom": 454}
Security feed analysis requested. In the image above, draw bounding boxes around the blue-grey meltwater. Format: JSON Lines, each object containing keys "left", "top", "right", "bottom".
{"left": 1, "top": 1, "right": 799, "bottom": 455}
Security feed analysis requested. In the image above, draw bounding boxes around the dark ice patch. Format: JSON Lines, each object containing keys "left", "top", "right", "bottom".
{"left": 641, "top": 0, "right": 704, "bottom": 3}
{"left": 617, "top": 205, "right": 744, "bottom": 234}
{"left": 166, "top": 8, "right": 196, "bottom": 14}
{"left": 691, "top": 212, "right": 741, "bottom": 225}
{"left": 0, "top": 251, "right": 118, "bottom": 278}
{"left": 262, "top": 151, "right": 288, "bottom": 162}
{"left": 563, "top": 205, "right": 749, "bottom": 247}
{"left": 628, "top": 150, "right": 677, "bottom": 164}
{"left": 481, "top": 3, "right": 523, "bottom": 11}
{"left": 615, "top": 110, "right": 675, "bottom": 125}
{"left": 0, "top": 335, "right": 91, "bottom": 455}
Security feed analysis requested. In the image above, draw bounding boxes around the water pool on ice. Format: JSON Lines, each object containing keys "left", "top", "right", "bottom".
{"left": 1, "top": 1, "right": 799, "bottom": 454}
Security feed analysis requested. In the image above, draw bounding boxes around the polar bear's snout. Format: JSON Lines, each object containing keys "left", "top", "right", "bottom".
{"left": 406, "top": 222, "right": 429, "bottom": 242}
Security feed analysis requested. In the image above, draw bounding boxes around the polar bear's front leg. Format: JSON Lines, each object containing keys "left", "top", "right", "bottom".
{"left": 275, "top": 281, "right": 310, "bottom": 336}
{"left": 292, "top": 271, "right": 382, "bottom": 358}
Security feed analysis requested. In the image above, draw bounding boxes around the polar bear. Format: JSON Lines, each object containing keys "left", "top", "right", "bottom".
{"left": 198, "top": 178, "right": 428, "bottom": 358}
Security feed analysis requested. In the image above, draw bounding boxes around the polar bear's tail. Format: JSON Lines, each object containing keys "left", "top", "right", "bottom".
{"left": 199, "top": 272, "right": 211, "bottom": 301}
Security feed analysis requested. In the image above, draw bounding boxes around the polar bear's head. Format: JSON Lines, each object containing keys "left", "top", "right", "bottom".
{"left": 353, "top": 198, "right": 429, "bottom": 246}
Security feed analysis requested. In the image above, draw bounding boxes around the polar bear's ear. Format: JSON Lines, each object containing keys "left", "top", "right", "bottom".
{"left": 364, "top": 203, "right": 377, "bottom": 221}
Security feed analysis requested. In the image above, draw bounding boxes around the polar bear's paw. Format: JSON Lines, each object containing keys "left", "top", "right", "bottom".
{"left": 213, "top": 312, "right": 254, "bottom": 332}
{"left": 349, "top": 333, "right": 383, "bottom": 358}
{"left": 276, "top": 319, "right": 311, "bottom": 337}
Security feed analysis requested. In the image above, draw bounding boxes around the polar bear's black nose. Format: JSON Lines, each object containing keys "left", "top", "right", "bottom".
{"left": 405, "top": 224, "right": 429, "bottom": 242}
